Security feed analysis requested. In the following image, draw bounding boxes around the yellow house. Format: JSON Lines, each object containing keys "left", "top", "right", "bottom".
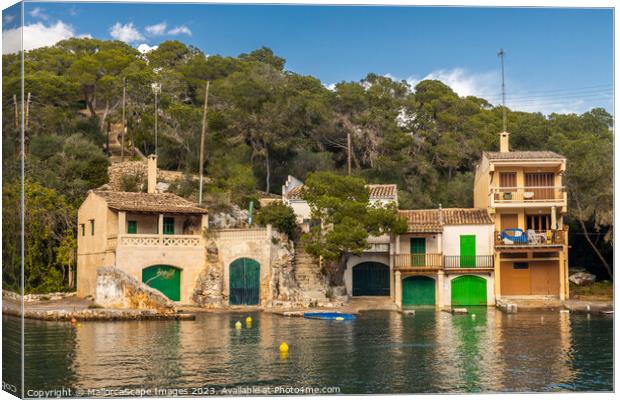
{"left": 473, "top": 131, "right": 569, "bottom": 300}
{"left": 77, "top": 155, "right": 209, "bottom": 304}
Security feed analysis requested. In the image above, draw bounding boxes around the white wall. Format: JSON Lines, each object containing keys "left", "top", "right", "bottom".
{"left": 288, "top": 200, "right": 311, "bottom": 222}
{"left": 397, "top": 234, "right": 441, "bottom": 254}
{"left": 344, "top": 253, "right": 390, "bottom": 296}
{"left": 442, "top": 224, "right": 494, "bottom": 256}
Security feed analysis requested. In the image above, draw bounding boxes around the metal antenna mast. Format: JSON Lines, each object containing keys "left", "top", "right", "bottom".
{"left": 497, "top": 48, "right": 507, "bottom": 132}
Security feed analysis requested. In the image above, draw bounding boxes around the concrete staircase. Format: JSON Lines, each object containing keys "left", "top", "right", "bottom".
{"left": 293, "top": 241, "right": 328, "bottom": 301}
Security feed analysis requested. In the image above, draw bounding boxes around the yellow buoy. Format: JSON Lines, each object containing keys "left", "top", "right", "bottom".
{"left": 335, "top": 317, "right": 344, "bottom": 321}
{"left": 77, "top": 323, "right": 82, "bottom": 328}
{"left": 279, "top": 342, "right": 289, "bottom": 353}
{"left": 235, "top": 321, "right": 242, "bottom": 329}
{"left": 246, "top": 316, "right": 252, "bottom": 323}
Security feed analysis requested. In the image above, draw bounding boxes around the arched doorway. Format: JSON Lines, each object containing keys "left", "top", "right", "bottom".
{"left": 142, "top": 265, "right": 181, "bottom": 301}
{"left": 402, "top": 276, "right": 435, "bottom": 306}
{"left": 451, "top": 275, "right": 487, "bottom": 306}
{"left": 229, "top": 258, "right": 260, "bottom": 305}
{"left": 352, "top": 262, "right": 389, "bottom": 296}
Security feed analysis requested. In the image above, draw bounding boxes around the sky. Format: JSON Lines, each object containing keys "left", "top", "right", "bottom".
{"left": 2, "top": 1, "right": 614, "bottom": 115}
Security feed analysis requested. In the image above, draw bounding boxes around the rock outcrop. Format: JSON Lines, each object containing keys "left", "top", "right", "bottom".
{"left": 269, "top": 233, "right": 302, "bottom": 306}
{"left": 569, "top": 272, "right": 597, "bottom": 286}
{"left": 95, "top": 267, "right": 175, "bottom": 313}
{"left": 107, "top": 160, "right": 200, "bottom": 192}
{"left": 209, "top": 205, "right": 250, "bottom": 229}
{"left": 192, "top": 241, "right": 224, "bottom": 307}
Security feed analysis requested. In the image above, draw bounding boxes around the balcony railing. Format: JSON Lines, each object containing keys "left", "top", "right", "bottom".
{"left": 118, "top": 234, "right": 202, "bottom": 247}
{"left": 444, "top": 255, "right": 494, "bottom": 269}
{"left": 490, "top": 186, "right": 566, "bottom": 205}
{"left": 495, "top": 229, "right": 566, "bottom": 247}
{"left": 394, "top": 253, "right": 443, "bottom": 269}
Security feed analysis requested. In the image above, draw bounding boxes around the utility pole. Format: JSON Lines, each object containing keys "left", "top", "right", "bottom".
{"left": 198, "top": 81, "right": 210, "bottom": 205}
{"left": 347, "top": 132, "right": 352, "bottom": 176}
{"left": 121, "top": 77, "right": 126, "bottom": 161}
{"left": 497, "top": 48, "right": 507, "bottom": 132}
{"left": 24, "top": 92, "right": 31, "bottom": 155}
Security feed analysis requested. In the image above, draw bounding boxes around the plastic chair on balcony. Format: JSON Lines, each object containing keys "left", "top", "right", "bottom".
{"left": 527, "top": 229, "right": 545, "bottom": 244}
{"left": 500, "top": 228, "right": 528, "bottom": 244}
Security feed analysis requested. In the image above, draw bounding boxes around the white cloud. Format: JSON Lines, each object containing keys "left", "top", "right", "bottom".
{"left": 29, "top": 7, "right": 49, "bottom": 20}
{"left": 137, "top": 43, "right": 158, "bottom": 53}
{"left": 145, "top": 22, "right": 167, "bottom": 36}
{"left": 168, "top": 25, "right": 192, "bottom": 36}
{"left": 109, "top": 22, "right": 144, "bottom": 43}
{"left": 3, "top": 14, "right": 16, "bottom": 24}
{"left": 3, "top": 21, "right": 80, "bottom": 54}
{"left": 405, "top": 68, "right": 498, "bottom": 98}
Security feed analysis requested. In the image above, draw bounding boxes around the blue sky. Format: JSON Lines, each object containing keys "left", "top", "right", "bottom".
{"left": 2, "top": 2, "right": 614, "bottom": 115}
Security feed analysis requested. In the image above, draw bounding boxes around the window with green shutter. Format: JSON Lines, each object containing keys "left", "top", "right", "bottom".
{"left": 163, "top": 217, "right": 175, "bottom": 235}
{"left": 80, "top": 224, "right": 85, "bottom": 236}
{"left": 127, "top": 221, "right": 137, "bottom": 234}
{"left": 90, "top": 220, "right": 95, "bottom": 235}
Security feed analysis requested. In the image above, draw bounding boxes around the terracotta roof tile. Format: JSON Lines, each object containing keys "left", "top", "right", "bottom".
{"left": 367, "top": 184, "right": 398, "bottom": 199}
{"left": 284, "top": 183, "right": 398, "bottom": 201}
{"left": 398, "top": 208, "right": 493, "bottom": 233}
{"left": 93, "top": 190, "right": 208, "bottom": 214}
{"left": 484, "top": 151, "right": 565, "bottom": 161}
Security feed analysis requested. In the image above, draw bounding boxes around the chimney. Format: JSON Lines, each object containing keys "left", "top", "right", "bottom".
{"left": 499, "top": 131, "right": 510, "bottom": 153}
{"left": 147, "top": 154, "right": 157, "bottom": 193}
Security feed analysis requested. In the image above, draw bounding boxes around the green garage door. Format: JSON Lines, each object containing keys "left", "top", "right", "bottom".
{"left": 402, "top": 276, "right": 435, "bottom": 306}
{"left": 229, "top": 258, "right": 260, "bottom": 305}
{"left": 352, "top": 262, "right": 390, "bottom": 296}
{"left": 142, "top": 265, "right": 181, "bottom": 301}
{"left": 451, "top": 275, "right": 487, "bottom": 306}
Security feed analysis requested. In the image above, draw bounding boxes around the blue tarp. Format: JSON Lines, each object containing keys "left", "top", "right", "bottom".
{"left": 303, "top": 312, "right": 357, "bottom": 320}
{"left": 500, "top": 228, "right": 528, "bottom": 244}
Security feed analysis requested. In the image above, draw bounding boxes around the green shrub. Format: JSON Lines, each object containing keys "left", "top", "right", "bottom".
{"left": 255, "top": 201, "right": 297, "bottom": 239}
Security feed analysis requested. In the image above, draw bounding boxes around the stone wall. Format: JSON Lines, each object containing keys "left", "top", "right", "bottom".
{"left": 107, "top": 161, "right": 200, "bottom": 191}
{"left": 269, "top": 232, "right": 303, "bottom": 307}
{"left": 95, "top": 266, "right": 175, "bottom": 313}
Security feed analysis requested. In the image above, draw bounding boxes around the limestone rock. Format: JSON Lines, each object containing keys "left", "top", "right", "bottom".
{"left": 95, "top": 267, "right": 175, "bottom": 313}
{"left": 192, "top": 240, "right": 224, "bottom": 307}
{"left": 569, "top": 272, "right": 597, "bottom": 286}
{"left": 270, "top": 233, "right": 302, "bottom": 305}
{"left": 208, "top": 204, "right": 250, "bottom": 229}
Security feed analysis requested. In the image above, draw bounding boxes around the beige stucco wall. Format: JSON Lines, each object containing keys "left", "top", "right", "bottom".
{"left": 77, "top": 193, "right": 116, "bottom": 298}
{"left": 473, "top": 156, "right": 491, "bottom": 209}
{"left": 115, "top": 244, "right": 205, "bottom": 304}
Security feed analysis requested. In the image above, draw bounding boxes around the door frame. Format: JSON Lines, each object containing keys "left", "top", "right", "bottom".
{"left": 228, "top": 257, "right": 261, "bottom": 305}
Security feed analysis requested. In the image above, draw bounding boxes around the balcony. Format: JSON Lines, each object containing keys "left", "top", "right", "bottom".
{"left": 116, "top": 234, "right": 203, "bottom": 248}
{"left": 495, "top": 229, "right": 566, "bottom": 248}
{"left": 444, "top": 255, "right": 494, "bottom": 270}
{"left": 394, "top": 253, "right": 443, "bottom": 270}
{"left": 490, "top": 186, "right": 567, "bottom": 209}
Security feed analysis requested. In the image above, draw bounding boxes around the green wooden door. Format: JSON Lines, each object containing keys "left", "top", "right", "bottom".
{"left": 352, "top": 262, "right": 390, "bottom": 296}
{"left": 460, "top": 235, "right": 476, "bottom": 268}
{"left": 402, "top": 276, "right": 435, "bottom": 306}
{"left": 229, "top": 258, "right": 260, "bottom": 305}
{"left": 142, "top": 265, "right": 181, "bottom": 301}
{"left": 410, "top": 238, "right": 426, "bottom": 267}
{"left": 451, "top": 275, "right": 487, "bottom": 306}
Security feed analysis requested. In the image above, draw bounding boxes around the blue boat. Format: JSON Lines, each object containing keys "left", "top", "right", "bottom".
{"left": 303, "top": 312, "right": 357, "bottom": 320}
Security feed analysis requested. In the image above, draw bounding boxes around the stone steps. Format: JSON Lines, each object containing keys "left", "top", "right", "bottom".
{"left": 293, "top": 243, "right": 328, "bottom": 301}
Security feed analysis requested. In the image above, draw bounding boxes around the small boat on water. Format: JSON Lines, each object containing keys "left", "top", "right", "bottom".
{"left": 303, "top": 312, "right": 357, "bottom": 321}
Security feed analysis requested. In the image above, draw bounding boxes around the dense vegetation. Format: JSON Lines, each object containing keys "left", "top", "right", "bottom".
{"left": 2, "top": 38, "right": 613, "bottom": 292}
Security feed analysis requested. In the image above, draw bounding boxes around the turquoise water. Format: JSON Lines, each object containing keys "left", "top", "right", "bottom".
{"left": 2, "top": 308, "right": 614, "bottom": 395}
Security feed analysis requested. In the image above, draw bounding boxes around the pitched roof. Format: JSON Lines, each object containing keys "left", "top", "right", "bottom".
{"left": 367, "top": 184, "right": 398, "bottom": 200}
{"left": 483, "top": 151, "right": 565, "bottom": 161}
{"left": 92, "top": 190, "right": 208, "bottom": 214}
{"left": 284, "top": 185, "right": 304, "bottom": 200}
{"left": 398, "top": 208, "right": 493, "bottom": 233}
{"left": 284, "top": 183, "right": 398, "bottom": 201}
{"left": 398, "top": 209, "right": 443, "bottom": 233}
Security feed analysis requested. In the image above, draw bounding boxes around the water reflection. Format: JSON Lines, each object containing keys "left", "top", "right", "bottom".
{"left": 7, "top": 309, "right": 612, "bottom": 395}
